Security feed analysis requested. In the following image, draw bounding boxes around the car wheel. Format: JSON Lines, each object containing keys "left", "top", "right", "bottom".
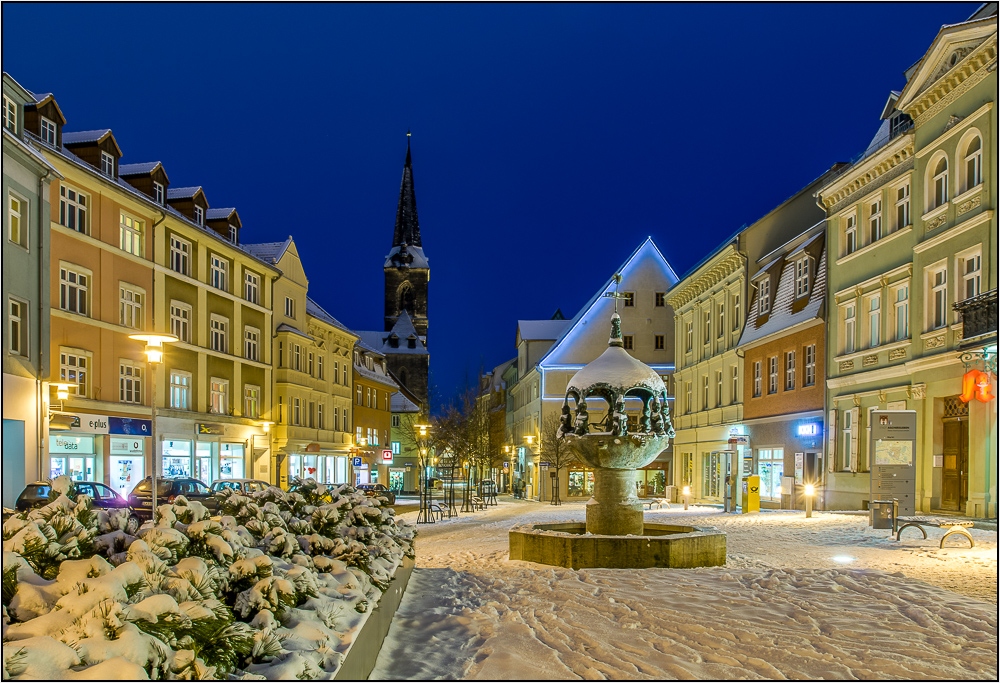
{"left": 125, "top": 514, "right": 141, "bottom": 534}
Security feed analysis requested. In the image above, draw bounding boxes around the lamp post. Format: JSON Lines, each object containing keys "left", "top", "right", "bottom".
{"left": 804, "top": 483, "right": 815, "bottom": 518}
{"left": 129, "top": 333, "right": 178, "bottom": 514}
{"left": 414, "top": 424, "right": 434, "bottom": 524}
{"left": 682, "top": 485, "right": 690, "bottom": 511}
{"left": 259, "top": 421, "right": 274, "bottom": 484}
{"left": 523, "top": 434, "right": 535, "bottom": 501}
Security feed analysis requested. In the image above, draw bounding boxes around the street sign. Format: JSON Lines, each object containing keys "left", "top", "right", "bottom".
{"left": 352, "top": 456, "right": 362, "bottom": 467}
{"left": 502, "top": 462, "right": 510, "bottom": 470}
{"left": 539, "top": 461, "right": 550, "bottom": 469}
{"left": 382, "top": 449, "right": 393, "bottom": 463}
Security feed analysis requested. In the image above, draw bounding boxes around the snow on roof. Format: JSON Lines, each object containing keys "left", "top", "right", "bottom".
{"left": 206, "top": 207, "right": 236, "bottom": 220}
{"left": 305, "top": 297, "right": 354, "bottom": 334}
{"left": 391, "top": 391, "right": 421, "bottom": 413}
{"left": 518, "top": 320, "right": 570, "bottom": 342}
{"left": 62, "top": 129, "right": 111, "bottom": 144}
{"left": 31, "top": 92, "right": 54, "bottom": 103}
{"left": 2, "top": 128, "right": 62, "bottom": 176}
{"left": 738, "top": 249, "right": 826, "bottom": 349}
{"left": 276, "top": 322, "right": 313, "bottom": 340}
{"left": 384, "top": 244, "right": 429, "bottom": 268}
{"left": 354, "top": 326, "right": 429, "bottom": 356}
{"left": 167, "top": 186, "right": 202, "bottom": 200}
{"left": 242, "top": 238, "right": 292, "bottom": 264}
{"left": 118, "top": 161, "right": 162, "bottom": 176}
{"left": 566, "top": 343, "right": 666, "bottom": 397}
{"left": 354, "top": 359, "right": 400, "bottom": 389}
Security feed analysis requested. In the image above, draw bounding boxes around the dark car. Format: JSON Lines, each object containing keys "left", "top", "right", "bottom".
{"left": 210, "top": 479, "right": 271, "bottom": 495}
{"left": 358, "top": 483, "right": 396, "bottom": 505}
{"left": 128, "top": 477, "right": 218, "bottom": 519}
{"left": 16, "top": 480, "right": 132, "bottom": 512}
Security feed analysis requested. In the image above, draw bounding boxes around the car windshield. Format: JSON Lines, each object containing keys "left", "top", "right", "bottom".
{"left": 25, "top": 485, "right": 51, "bottom": 498}
{"left": 133, "top": 480, "right": 173, "bottom": 495}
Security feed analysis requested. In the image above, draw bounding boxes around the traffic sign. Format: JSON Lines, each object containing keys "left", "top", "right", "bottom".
{"left": 382, "top": 449, "right": 393, "bottom": 463}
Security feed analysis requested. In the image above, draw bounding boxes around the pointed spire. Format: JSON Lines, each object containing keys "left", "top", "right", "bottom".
{"left": 393, "top": 132, "right": 421, "bottom": 248}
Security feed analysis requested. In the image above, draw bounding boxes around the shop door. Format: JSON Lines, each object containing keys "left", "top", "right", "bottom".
{"left": 941, "top": 418, "right": 969, "bottom": 511}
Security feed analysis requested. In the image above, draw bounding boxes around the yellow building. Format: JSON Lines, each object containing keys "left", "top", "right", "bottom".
{"left": 244, "top": 237, "right": 358, "bottom": 488}
{"left": 353, "top": 341, "right": 397, "bottom": 486}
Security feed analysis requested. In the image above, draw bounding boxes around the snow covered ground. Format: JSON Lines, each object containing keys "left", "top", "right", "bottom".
{"left": 372, "top": 499, "right": 997, "bottom": 680}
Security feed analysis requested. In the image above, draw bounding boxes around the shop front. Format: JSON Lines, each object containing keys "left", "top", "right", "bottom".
{"left": 49, "top": 412, "right": 152, "bottom": 493}
{"left": 744, "top": 412, "right": 824, "bottom": 510}
{"left": 49, "top": 433, "right": 97, "bottom": 482}
{"left": 157, "top": 419, "right": 263, "bottom": 486}
{"left": 109, "top": 437, "right": 145, "bottom": 497}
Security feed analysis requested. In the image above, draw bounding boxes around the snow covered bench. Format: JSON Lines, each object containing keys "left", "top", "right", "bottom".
{"left": 421, "top": 503, "right": 443, "bottom": 521}
{"left": 895, "top": 517, "right": 975, "bottom": 548}
{"left": 642, "top": 498, "right": 668, "bottom": 510}
{"left": 470, "top": 496, "right": 487, "bottom": 511}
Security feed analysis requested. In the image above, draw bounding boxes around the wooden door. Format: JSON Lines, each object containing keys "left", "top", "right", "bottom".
{"left": 941, "top": 419, "right": 969, "bottom": 511}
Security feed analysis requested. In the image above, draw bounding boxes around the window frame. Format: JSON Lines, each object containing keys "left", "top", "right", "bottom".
{"left": 622, "top": 335, "right": 633, "bottom": 350}
{"left": 930, "top": 155, "right": 949, "bottom": 210}
{"left": 654, "top": 334, "right": 664, "bottom": 350}
{"left": 753, "top": 360, "right": 762, "bottom": 398}
{"left": 8, "top": 192, "right": 26, "bottom": 248}
{"left": 210, "top": 315, "right": 229, "bottom": 354}
{"left": 928, "top": 265, "right": 948, "bottom": 330}
{"left": 194, "top": 205, "right": 204, "bottom": 226}
{"left": 119, "top": 212, "right": 143, "bottom": 256}
{"left": 59, "top": 185, "right": 88, "bottom": 235}
{"left": 804, "top": 344, "right": 816, "bottom": 387}
{"left": 843, "top": 301, "right": 857, "bottom": 354}
{"left": 210, "top": 377, "right": 229, "bottom": 415}
{"left": 961, "top": 132, "right": 982, "bottom": 193}
{"left": 868, "top": 197, "right": 882, "bottom": 244}
{"left": 767, "top": 356, "right": 778, "bottom": 395}
{"left": 958, "top": 249, "right": 982, "bottom": 302}
{"left": 169, "top": 235, "right": 191, "bottom": 276}
{"left": 655, "top": 292, "right": 665, "bottom": 307}
{"left": 209, "top": 254, "right": 229, "bottom": 292}
{"left": 843, "top": 212, "right": 857, "bottom": 255}
{"left": 118, "top": 283, "right": 144, "bottom": 330}
{"left": 892, "top": 283, "right": 910, "bottom": 342}
{"left": 894, "top": 181, "right": 910, "bottom": 231}
{"left": 794, "top": 256, "right": 810, "bottom": 298}
{"left": 8, "top": 298, "right": 28, "bottom": 356}
{"left": 244, "top": 384, "right": 261, "bottom": 419}
{"left": 169, "top": 300, "right": 192, "bottom": 343}
{"left": 59, "top": 348, "right": 90, "bottom": 397}
{"left": 59, "top": 263, "right": 90, "bottom": 317}
{"left": 119, "top": 358, "right": 143, "bottom": 404}
{"left": 169, "top": 370, "right": 192, "bottom": 410}
{"left": 284, "top": 296, "right": 295, "bottom": 318}
{"left": 244, "top": 270, "right": 260, "bottom": 304}
{"left": 153, "top": 182, "right": 165, "bottom": 205}
{"left": 758, "top": 278, "right": 771, "bottom": 315}
{"left": 866, "top": 292, "right": 881, "bottom": 349}
{"left": 244, "top": 326, "right": 260, "bottom": 361}
{"left": 40, "top": 116, "right": 56, "bottom": 145}
{"left": 101, "top": 151, "right": 115, "bottom": 177}
{"left": 3, "top": 94, "right": 17, "bottom": 133}
{"left": 784, "top": 350, "right": 796, "bottom": 391}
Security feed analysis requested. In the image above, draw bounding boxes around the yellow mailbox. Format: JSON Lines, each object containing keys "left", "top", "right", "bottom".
{"left": 741, "top": 475, "right": 760, "bottom": 513}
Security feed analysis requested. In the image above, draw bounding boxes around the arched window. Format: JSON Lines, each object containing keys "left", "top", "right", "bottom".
{"left": 397, "top": 282, "right": 415, "bottom": 316}
{"left": 931, "top": 156, "right": 948, "bottom": 209}
{"left": 963, "top": 135, "right": 982, "bottom": 192}
{"left": 398, "top": 368, "right": 408, "bottom": 387}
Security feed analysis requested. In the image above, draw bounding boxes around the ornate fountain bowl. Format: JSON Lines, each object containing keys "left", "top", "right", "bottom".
{"left": 560, "top": 431, "right": 668, "bottom": 470}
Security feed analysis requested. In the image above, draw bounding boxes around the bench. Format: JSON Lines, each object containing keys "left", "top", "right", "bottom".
{"left": 470, "top": 496, "right": 487, "bottom": 511}
{"left": 896, "top": 516, "right": 975, "bottom": 548}
{"left": 421, "top": 503, "right": 443, "bottom": 522}
{"left": 641, "top": 498, "right": 668, "bottom": 510}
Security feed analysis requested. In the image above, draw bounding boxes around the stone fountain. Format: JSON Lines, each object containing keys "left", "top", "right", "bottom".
{"left": 508, "top": 277, "right": 725, "bottom": 569}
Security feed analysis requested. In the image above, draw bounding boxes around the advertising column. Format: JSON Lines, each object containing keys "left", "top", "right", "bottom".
{"left": 870, "top": 410, "right": 917, "bottom": 518}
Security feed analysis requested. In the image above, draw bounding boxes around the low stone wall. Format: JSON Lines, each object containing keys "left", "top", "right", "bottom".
{"left": 509, "top": 522, "right": 726, "bottom": 569}
{"left": 335, "top": 554, "right": 416, "bottom": 680}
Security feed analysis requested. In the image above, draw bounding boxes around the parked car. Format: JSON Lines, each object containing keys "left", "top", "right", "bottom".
{"left": 14, "top": 480, "right": 139, "bottom": 531}
{"left": 128, "top": 477, "right": 218, "bottom": 519}
{"left": 210, "top": 479, "right": 271, "bottom": 495}
{"left": 358, "top": 483, "right": 396, "bottom": 505}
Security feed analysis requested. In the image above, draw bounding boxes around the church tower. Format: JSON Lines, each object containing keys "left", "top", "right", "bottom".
{"left": 384, "top": 134, "right": 429, "bottom": 336}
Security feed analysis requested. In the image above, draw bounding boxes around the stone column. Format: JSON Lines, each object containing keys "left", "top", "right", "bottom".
{"left": 586, "top": 468, "right": 643, "bottom": 535}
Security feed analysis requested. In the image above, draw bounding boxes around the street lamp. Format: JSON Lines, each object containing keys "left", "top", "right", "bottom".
{"left": 259, "top": 422, "right": 274, "bottom": 484}
{"left": 804, "top": 483, "right": 816, "bottom": 518}
{"left": 414, "top": 424, "right": 434, "bottom": 524}
{"left": 129, "top": 333, "right": 178, "bottom": 514}
{"left": 682, "top": 485, "right": 690, "bottom": 510}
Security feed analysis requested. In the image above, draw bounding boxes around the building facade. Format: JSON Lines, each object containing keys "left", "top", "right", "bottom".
{"left": 353, "top": 342, "right": 397, "bottom": 486}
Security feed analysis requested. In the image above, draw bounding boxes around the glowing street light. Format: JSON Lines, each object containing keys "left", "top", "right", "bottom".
{"left": 414, "top": 424, "right": 435, "bottom": 524}
{"left": 129, "top": 333, "right": 178, "bottom": 513}
{"left": 56, "top": 383, "right": 71, "bottom": 402}
{"left": 682, "top": 485, "right": 690, "bottom": 510}
{"left": 804, "top": 483, "right": 816, "bottom": 518}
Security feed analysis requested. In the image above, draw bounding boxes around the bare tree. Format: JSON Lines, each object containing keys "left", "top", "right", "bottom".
{"left": 537, "top": 413, "right": 579, "bottom": 505}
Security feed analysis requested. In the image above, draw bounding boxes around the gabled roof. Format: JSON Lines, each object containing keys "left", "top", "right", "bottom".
{"left": 738, "top": 249, "right": 826, "bottom": 349}
{"left": 62, "top": 129, "right": 122, "bottom": 157}
{"left": 539, "top": 237, "right": 679, "bottom": 368}
{"left": 305, "top": 296, "right": 355, "bottom": 335}
{"left": 517, "top": 320, "right": 570, "bottom": 343}
{"left": 276, "top": 322, "right": 313, "bottom": 340}
{"left": 2, "top": 128, "right": 62, "bottom": 177}
{"left": 391, "top": 391, "right": 421, "bottom": 413}
{"left": 243, "top": 237, "right": 293, "bottom": 264}
{"left": 26, "top": 90, "right": 67, "bottom": 125}
{"left": 167, "top": 186, "right": 205, "bottom": 201}
{"left": 206, "top": 207, "right": 237, "bottom": 221}
{"left": 354, "top": 311, "right": 429, "bottom": 356}
{"left": 484, "top": 358, "right": 516, "bottom": 394}
{"left": 119, "top": 161, "right": 170, "bottom": 184}
{"left": 384, "top": 244, "right": 429, "bottom": 269}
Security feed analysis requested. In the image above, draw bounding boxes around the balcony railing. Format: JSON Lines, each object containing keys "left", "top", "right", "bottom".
{"left": 954, "top": 289, "right": 998, "bottom": 346}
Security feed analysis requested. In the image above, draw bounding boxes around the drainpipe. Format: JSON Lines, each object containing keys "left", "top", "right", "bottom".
{"left": 148, "top": 210, "right": 167, "bottom": 474}
{"left": 814, "top": 190, "right": 832, "bottom": 512}
{"left": 37, "top": 168, "right": 52, "bottom": 481}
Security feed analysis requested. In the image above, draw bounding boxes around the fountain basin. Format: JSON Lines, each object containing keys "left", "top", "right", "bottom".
{"left": 508, "top": 522, "right": 726, "bottom": 569}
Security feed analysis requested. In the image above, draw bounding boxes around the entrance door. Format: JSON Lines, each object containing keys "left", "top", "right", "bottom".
{"left": 941, "top": 418, "right": 969, "bottom": 511}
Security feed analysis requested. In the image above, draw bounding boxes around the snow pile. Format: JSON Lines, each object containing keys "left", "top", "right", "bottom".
{"left": 2, "top": 476, "right": 414, "bottom": 680}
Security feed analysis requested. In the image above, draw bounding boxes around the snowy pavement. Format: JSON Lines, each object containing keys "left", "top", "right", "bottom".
{"left": 372, "top": 499, "right": 997, "bottom": 680}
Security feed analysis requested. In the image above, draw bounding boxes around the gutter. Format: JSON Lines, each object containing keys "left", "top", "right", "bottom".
{"left": 37, "top": 167, "right": 52, "bottom": 481}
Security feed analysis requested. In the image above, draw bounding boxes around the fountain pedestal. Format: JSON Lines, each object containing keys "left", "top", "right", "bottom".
{"left": 587, "top": 468, "right": 643, "bottom": 535}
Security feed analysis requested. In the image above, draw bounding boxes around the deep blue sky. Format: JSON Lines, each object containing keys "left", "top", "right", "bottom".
{"left": 2, "top": 2, "right": 977, "bottom": 409}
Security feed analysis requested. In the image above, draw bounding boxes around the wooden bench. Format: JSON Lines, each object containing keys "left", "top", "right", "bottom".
{"left": 642, "top": 498, "right": 668, "bottom": 510}
{"left": 470, "top": 496, "right": 487, "bottom": 511}
{"left": 421, "top": 503, "right": 443, "bottom": 522}
{"left": 896, "top": 516, "right": 975, "bottom": 548}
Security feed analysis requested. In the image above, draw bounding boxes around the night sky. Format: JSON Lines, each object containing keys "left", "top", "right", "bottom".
{"left": 2, "top": 2, "right": 978, "bottom": 410}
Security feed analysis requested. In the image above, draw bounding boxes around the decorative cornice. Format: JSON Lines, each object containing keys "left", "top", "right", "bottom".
{"left": 906, "top": 37, "right": 997, "bottom": 125}
{"left": 819, "top": 137, "right": 914, "bottom": 211}
{"left": 667, "top": 250, "right": 743, "bottom": 310}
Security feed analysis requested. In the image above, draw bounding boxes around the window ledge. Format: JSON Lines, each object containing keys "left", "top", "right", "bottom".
{"left": 835, "top": 226, "right": 913, "bottom": 266}
{"left": 921, "top": 203, "right": 948, "bottom": 224}
{"left": 920, "top": 328, "right": 947, "bottom": 340}
{"left": 833, "top": 338, "right": 910, "bottom": 365}
{"left": 951, "top": 184, "right": 982, "bottom": 207}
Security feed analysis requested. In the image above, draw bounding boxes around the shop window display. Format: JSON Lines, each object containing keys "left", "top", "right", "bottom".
{"left": 163, "top": 440, "right": 193, "bottom": 479}
{"left": 567, "top": 469, "right": 595, "bottom": 497}
{"left": 220, "top": 443, "right": 245, "bottom": 479}
{"left": 757, "top": 448, "right": 784, "bottom": 501}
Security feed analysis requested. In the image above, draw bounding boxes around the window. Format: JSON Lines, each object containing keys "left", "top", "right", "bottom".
{"left": 210, "top": 316, "right": 228, "bottom": 354}
{"left": 623, "top": 335, "right": 633, "bottom": 350}
{"left": 715, "top": 370, "right": 723, "bottom": 407}
{"left": 60, "top": 349, "right": 89, "bottom": 397}
{"left": 702, "top": 311, "right": 711, "bottom": 344}
{"left": 170, "top": 301, "right": 191, "bottom": 343}
{"left": 277, "top": 396, "right": 284, "bottom": 424}
{"left": 654, "top": 334, "right": 664, "bottom": 350}
{"left": 768, "top": 357, "right": 778, "bottom": 394}
{"left": 684, "top": 381, "right": 692, "bottom": 413}
{"left": 357, "top": 383, "right": 362, "bottom": 404}
{"left": 785, "top": 351, "right": 796, "bottom": 391}
{"left": 732, "top": 293, "right": 740, "bottom": 331}
{"left": 119, "top": 284, "right": 143, "bottom": 329}
{"left": 278, "top": 342, "right": 284, "bottom": 367}
{"left": 59, "top": 186, "right": 88, "bottom": 234}
{"left": 194, "top": 205, "right": 204, "bottom": 226}
{"left": 717, "top": 302, "right": 725, "bottom": 338}
{"left": 8, "top": 193, "right": 25, "bottom": 246}
{"left": 961, "top": 252, "right": 981, "bottom": 301}
{"left": 59, "top": 266, "right": 89, "bottom": 316}
{"left": 753, "top": 361, "right": 762, "bottom": 398}
{"left": 210, "top": 378, "right": 228, "bottom": 414}
{"left": 318, "top": 403, "right": 325, "bottom": 430}
{"left": 930, "top": 268, "right": 947, "bottom": 329}
{"left": 292, "top": 397, "right": 301, "bottom": 426}
{"left": 804, "top": 345, "right": 816, "bottom": 387}
{"left": 229, "top": 225, "right": 237, "bottom": 243}
{"left": 366, "top": 387, "right": 372, "bottom": 407}
{"left": 867, "top": 294, "right": 881, "bottom": 348}
{"left": 391, "top": 415, "right": 401, "bottom": 428}
{"left": 844, "top": 214, "right": 857, "bottom": 255}
{"left": 318, "top": 355, "right": 325, "bottom": 380}
{"left": 931, "top": 156, "right": 948, "bottom": 209}
{"left": 844, "top": 303, "right": 856, "bottom": 354}
{"left": 758, "top": 279, "right": 771, "bottom": 315}
{"left": 292, "top": 343, "right": 301, "bottom": 370}
{"left": 841, "top": 408, "right": 858, "bottom": 471}
{"left": 244, "top": 327, "right": 259, "bottom": 361}
{"left": 244, "top": 385, "right": 261, "bottom": 419}
{"left": 101, "top": 151, "right": 115, "bottom": 177}
{"left": 40, "top": 117, "right": 56, "bottom": 145}
{"left": 391, "top": 440, "right": 401, "bottom": 454}
{"left": 893, "top": 285, "right": 909, "bottom": 341}
{"left": 701, "top": 375, "right": 709, "bottom": 410}
{"left": 245, "top": 271, "right": 260, "bottom": 304}
{"left": 8, "top": 299, "right": 27, "bottom": 355}
{"left": 119, "top": 360, "right": 142, "bottom": 404}
{"left": 655, "top": 292, "right": 665, "bottom": 307}
{"left": 3, "top": 95, "right": 16, "bottom": 132}
{"left": 795, "top": 257, "right": 810, "bottom": 298}
{"left": 308, "top": 352, "right": 315, "bottom": 376}
{"left": 895, "top": 183, "right": 910, "bottom": 230}
{"left": 335, "top": 407, "right": 341, "bottom": 431}
{"left": 343, "top": 409, "right": 349, "bottom": 431}
{"left": 963, "top": 135, "right": 982, "bottom": 192}
{"left": 153, "top": 182, "right": 164, "bottom": 206}
{"left": 685, "top": 321, "right": 693, "bottom": 353}
{"left": 119, "top": 212, "right": 142, "bottom": 256}
{"left": 757, "top": 448, "right": 785, "bottom": 501}
{"left": 868, "top": 198, "right": 882, "bottom": 243}
{"left": 731, "top": 365, "right": 738, "bottom": 404}
{"left": 170, "top": 371, "right": 191, "bottom": 410}
{"left": 210, "top": 255, "right": 228, "bottom": 291}
{"left": 623, "top": 292, "right": 634, "bottom": 307}
{"left": 169, "top": 236, "right": 190, "bottom": 275}
{"left": 356, "top": 426, "right": 363, "bottom": 445}
{"left": 285, "top": 297, "right": 295, "bottom": 318}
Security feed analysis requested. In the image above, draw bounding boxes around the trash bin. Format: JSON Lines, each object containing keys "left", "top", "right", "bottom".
{"left": 665, "top": 485, "right": 676, "bottom": 504}
{"left": 870, "top": 499, "right": 897, "bottom": 529}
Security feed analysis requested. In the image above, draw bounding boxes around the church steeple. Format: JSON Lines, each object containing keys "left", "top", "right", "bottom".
{"left": 392, "top": 132, "right": 421, "bottom": 248}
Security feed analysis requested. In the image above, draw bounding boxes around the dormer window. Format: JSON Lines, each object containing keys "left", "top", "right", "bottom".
{"left": 229, "top": 224, "right": 237, "bottom": 244}
{"left": 101, "top": 151, "right": 115, "bottom": 177}
{"left": 40, "top": 117, "right": 56, "bottom": 145}
{"left": 889, "top": 111, "right": 912, "bottom": 139}
{"left": 408, "top": 336, "right": 417, "bottom": 349}
{"left": 794, "top": 257, "right": 810, "bottom": 298}
{"left": 3, "top": 95, "right": 16, "bottom": 133}
{"left": 194, "top": 205, "right": 204, "bottom": 225}
{"left": 153, "top": 182, "right": 164, "bottom": 205}
{"left": 758, "top": 278, "right": 771, "bottom": 315}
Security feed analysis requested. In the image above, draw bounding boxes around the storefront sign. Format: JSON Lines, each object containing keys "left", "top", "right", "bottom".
{"left": 382, "top": 449, "right": 393, "bottom": 463}
{"left": 796, "top": 423, "right": 820, "bottom": 437}
{"left": 794, "top": 453, "right": 804, "bottom": 484}
{"left": 352, "top": 456, "right": 363, "bottom": 467}
{"left": 50, "top": 435, "right": 96, "bottom": 453}
{"left": 110, "top": 438, "right": 144, "bottom": 455}
{"left": 109, "top": 417, "right": 150, "bottom": 436}
{"left": 69, "top": 413, "right": 110, "bottom": 434}
{"left": 197, "top": 423, "right": 225, "bottom": 435}
{"left": 727, "top": 435, "right": 749, "bottom": 445}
